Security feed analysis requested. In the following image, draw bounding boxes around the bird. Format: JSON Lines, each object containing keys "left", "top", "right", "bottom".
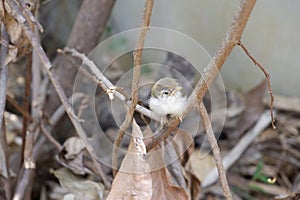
{"left": 148, "top": 77, "right": 187, "bottom": 122}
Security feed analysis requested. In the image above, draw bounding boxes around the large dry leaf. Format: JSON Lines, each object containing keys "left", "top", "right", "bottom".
{"left": 107, "top": 120, "right": 152, "bottom": 200}
{"left": 151, "top": 166, "right": 189, "bottom": 200}
{"left": 149, "top": 141, "right": 189, "bottom": 200}
{"left": 163, "top": 129, "right": 195, "bottom": 192}
{"left": 231, "top": 81, "right": 267, "bottom": 138}
{"left": 145, "top": 128, "right": 195, "bottom": 199}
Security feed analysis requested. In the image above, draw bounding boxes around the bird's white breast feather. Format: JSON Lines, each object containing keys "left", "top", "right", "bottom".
{"left": 149, "top": 93, "right": 187, "bottom": 117}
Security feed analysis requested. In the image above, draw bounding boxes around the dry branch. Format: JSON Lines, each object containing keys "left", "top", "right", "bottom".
{"left": 40, "top": 122, "right": 62, "bottom": 151}
{"left": 21, "top": 54, "right": 32, "bottom": 164}
{"left": 198, "top": 102, "right": 233, "bottom": 199}
{"left": 112, "top": 0, "right": 155, "bottom": 176}
{"left": 5, "top": 95, "right": 33, "bottom": 121}
{"left": 0, "top": 23, "right": 9, "bottom": 137}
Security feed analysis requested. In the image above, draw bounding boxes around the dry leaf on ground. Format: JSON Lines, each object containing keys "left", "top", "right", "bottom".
{"left": 51, "top": 168, "right": 104, "bottom": 200}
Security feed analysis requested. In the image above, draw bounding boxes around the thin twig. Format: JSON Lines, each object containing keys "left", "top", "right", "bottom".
{"left": 146, "top": 0, "right": 257, "bottom": 151}
{"left": 112, "top": 0, "right": 155, "bottom": 176}
{"left": 40, "top": 122, "right": 62, "bottom": 151}
{"left": 198, "top": 102, "right": 233, "bottom": 200}
{"left": 237, "top": 40, "right": 276, "bottom": 129}
{"left": 21, "top": 54, "right": 32, "bottom": 165}
{"left": 6, "top": 95, "right": 33, "bottom": 121}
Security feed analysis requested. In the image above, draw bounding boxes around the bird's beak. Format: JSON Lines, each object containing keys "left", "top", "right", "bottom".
{"left": 170, "top": 86, "right": 182, "bottom": 96}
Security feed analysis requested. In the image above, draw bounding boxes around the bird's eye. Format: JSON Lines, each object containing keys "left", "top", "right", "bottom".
{"left": 161, "top": 90, "right": 169, "bottom": 95}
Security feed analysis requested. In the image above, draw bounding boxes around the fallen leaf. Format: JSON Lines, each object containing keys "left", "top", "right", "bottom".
{"left": 148, "top": 140, "right": 189, "bottom": 200}
{"left": 63, "top": 137, "right": 85, "bottom": 160}
{"left": 51, "top": 168, "right": 104, "bottom": 200}
{"left": 151, "top": 166, "right": 189, "bottom": 200}
{"left": 107, "top": 120, "right": 152, "bottom": 200}
{"left": 58, "top": 137, "right": 87, "bottom": 175}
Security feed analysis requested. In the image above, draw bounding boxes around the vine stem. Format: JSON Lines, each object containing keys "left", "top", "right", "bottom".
{"left": 237, "top": 41, "right": 276, "bottom": 129}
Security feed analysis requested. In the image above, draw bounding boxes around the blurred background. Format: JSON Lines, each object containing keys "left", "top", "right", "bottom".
{"left": 42, "top": 0, "right": 300, "bottom": 96}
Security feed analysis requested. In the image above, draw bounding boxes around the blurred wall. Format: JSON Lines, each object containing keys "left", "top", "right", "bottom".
{"left": 111, "top": 0, "right": 300, "bottom": 96}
